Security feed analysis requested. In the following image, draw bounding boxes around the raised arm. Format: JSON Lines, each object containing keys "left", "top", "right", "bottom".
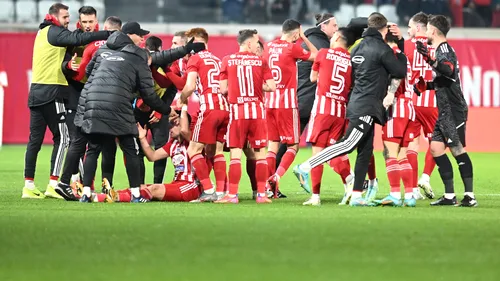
{"left": 47, "top": 26, "right": 111, "bottom": 47}
{"left": 381, "top": 49, "right": 407, "bottom": 79}
{"left": 137, "top": 63, "right": 171, "bottom": 115}
{"left": 137, "top": 123, "right": 169, "bottom": 162}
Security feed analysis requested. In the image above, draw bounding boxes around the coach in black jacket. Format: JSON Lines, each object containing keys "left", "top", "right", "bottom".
{"left": 294, "top": 13, "right": 407, "bottom": 206}
{"left": 77, "top": 31, "right": 172, "bottom": 202}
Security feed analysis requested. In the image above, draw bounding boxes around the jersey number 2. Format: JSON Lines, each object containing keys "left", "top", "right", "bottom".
{"left": 237, "top": 65, "right": 255, "bottom": 97}
{"left": 204, "top": 59, "right": 221, "bottom": 89}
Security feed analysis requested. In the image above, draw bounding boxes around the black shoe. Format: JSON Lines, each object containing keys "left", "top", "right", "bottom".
{"left": 55, "top": 183, "right": 78, "bottom": 201}
{"left": 276, "top": 191, "right": 287, "bottom": 198}
{"left": 430, "top": 196, "right": 457, "bottom": 206}
{"left": 459, "top": 195, "right": 478, "bottom": 207}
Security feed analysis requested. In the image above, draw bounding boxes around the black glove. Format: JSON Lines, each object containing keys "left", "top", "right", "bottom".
{"left": 416, "top": 41, "right": 435, "bottom": 65}
{"left": 185, "top": 37, "right": 206, "bottom": 54}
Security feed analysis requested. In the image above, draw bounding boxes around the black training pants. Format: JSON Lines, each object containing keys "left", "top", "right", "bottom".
{"left": 83, "top": 134, "right": 141, "bottom": 188}
{"left": 304, "top": 116, "right": 375, "bottom": 192}
{"left": 24, "top": 100, "right": 69, "bottom": 179}
{"left": 64, "top": 109, "right": 83, "bottom": 176}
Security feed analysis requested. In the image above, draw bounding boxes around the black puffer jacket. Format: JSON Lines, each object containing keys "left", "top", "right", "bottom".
{"left": 79, "top": 31, "right": 171, "bottom": 136}
{"left": 296, "top": 26, "right": 330, "bottom": 119}
{"left": 347, "top": 28, "right": 407, "bottom": 125}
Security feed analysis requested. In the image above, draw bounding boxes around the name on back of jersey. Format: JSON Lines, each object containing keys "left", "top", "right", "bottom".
{"left": 228, "top": 59, "right": 262, "bottom": 67}
{"left": 326, "top": 51, "right": 351, "bottom": 66}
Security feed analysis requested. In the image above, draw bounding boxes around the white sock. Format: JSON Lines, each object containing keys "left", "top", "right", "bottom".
{"left": 204, "top": 187, "right": 215, "bottom": 194}
{"left": 404, "top": 193, "right": 413, "bottom": 200}
{"left": 368, "top": 179, "right": 377, "bottom": 187}
{"left": 92, "top": 194, "right": 99, "bottom": 202}
{"left": 464, "top": 192, "right": 475, "bottom": 198}
{"left": 49, "top": 179, "right": 58, "bottom": 187}
{"left": 312, "top": 194, "right": 320, "bottom": 200}
{"left": 130, "top": 187, "right": 141, "bottom": 198}
{"left": 258, "top": 193, "right": 266, "bottom": 197}
{"left": 83, "top": 186, "right": 92, "bottom": 197}
{"left": 71, "top": 174, "right": 80, "bottom": 183}
{"left": 351, "top": 191, "right": 362, "bottom": 199}
{"left": 420, "top": 173, "right": 430, "bottom": 182}
{"left": 299, "top": 162, "right": 312, "bottom": 173}
{"left": 413, "top": 187, "right": 419, "bottom": 193}
{"left": 444, "top": 193, "right": 455, "bottom": 199}
{"left": 345, "top": 174, "right": 354, "bottom": 184}
{"left": 25, "top": 180, "right": 35, "bottom": 190}
{"left": 216, "top": 191, "right": 225, "bottom": 196}
{"left": 390, "top": 192, "right": 401, "bottom": 199}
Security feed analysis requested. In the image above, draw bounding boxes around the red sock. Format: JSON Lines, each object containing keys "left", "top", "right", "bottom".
{"left": 276, "top": 148, "right": 296, "bottom": 178}
{"left": 385, "top": 158, "right": 401, "bottom": 193}
{"left": 50, "top": 175, "right": 59, "bottom": 181}
{"left": 118, "top": 190, "right": 131, "bottom": 202}
{"left": 213, "top": 154, "right": 227, "bottom": 193}
{"left": 140, "top": 188, "right": 152, "bottom": 200}
{"left": 206, "top": 156, "right": 214, "bottom": 177}
{"left": 399, "top": 158, "right": 413, "bottom": 194}
{"left": 368, "top": 154, "right": 376, "bottom": 180}
{"left": 329, "top": 156, "right": 351, "bottom": 184}
{"left": 407, "top": 150, "right": 418, "bottom": 188}
{"left": 423, "top": 147, "right": 436, "bottom": 176}
{"left": 255, "top": 159, "right": 268, "bottom": 194}
{"left": 96, "top": 193, "right": 107, "bottom": 202}
{"left": 191, "top": 153, "right": 213, "bottom": 191}
{"left": 246, "top": 159, "right": 257, "bottom": 191}
{"left": 228, "top": 159, "right": 242, "bottom": 195}
{"left": 266, "top": 151, "right": 277, "bottom": 176}
{"left": 311, "top": 165, "right": 324, "bottom": 195}
{"left": 224, "top": 174, "right": 229, "bottom": 193}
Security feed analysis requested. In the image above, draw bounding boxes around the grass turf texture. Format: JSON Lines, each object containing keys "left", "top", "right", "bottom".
{"left": 0, "top": 145, "right": 499, "bottom": 281}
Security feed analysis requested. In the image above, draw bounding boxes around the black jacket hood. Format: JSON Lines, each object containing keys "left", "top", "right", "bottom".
{"left": 122, "top": 44, "right": 148, "bottom": 62}
{"left": 304, "top": 26, "right": 328, "bottom": 41}
{"left": 362, "top": 28, "right": 383, "bottom": 39}
{"left": 39, "top": 19, "right": 58, "bottom": 30}
{"left": 106, "top": 31, "right": 134, "bottom": 50}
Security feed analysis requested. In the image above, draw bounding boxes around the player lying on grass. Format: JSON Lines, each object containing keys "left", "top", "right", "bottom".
{"left": 93, "top": 107, "right": 201, "bottom": 203}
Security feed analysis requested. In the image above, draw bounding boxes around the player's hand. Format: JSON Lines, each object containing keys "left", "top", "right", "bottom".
{"left": 70, "top": 53, "right": 79, "bottom": 71}
{"left": 416, "top": 41, "right": 434, "bottom": 64}
{"left": 388, "top": 23, "right": 402, "bottom": 40}
{"left": 149, "top": 111, "right": 161, "bottom": 124}
{"left": 137, "top": 122, "right": 147, "bottom": 139}
{"left": 413, "top": 76, "right": 426, "bottom": 96}
{"left": 299, "top": 26, "right": 306, "bottom": 39}
{"left": 383, "top": 93, "right": 395, "bottom": 109}
{"left": 168, "top": 109, "right": 179, "bottom": 122}
{"left": 185, "top": 37, "right": 206, "bottom": 54}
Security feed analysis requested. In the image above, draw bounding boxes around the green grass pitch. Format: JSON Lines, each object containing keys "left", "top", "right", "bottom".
{"left": 0, "top": 145, "right": 499, "bottom": 281}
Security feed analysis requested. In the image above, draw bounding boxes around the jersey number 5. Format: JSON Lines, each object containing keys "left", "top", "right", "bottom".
{"left": 204, "top": 58, "right": 221, "bottom": 89}
{"left": 269, "top": 54, "right": 282, "bottom": 84}
{"left": 330, "top": 63, "right": 348, "bottom": 95}
{"left": 237, "top": 65, "right": 255, "bottom": 97}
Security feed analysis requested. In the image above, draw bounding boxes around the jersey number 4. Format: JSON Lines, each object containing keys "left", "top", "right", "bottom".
{"left": 237, "top": 65, "right": 255, "bottom": 97}
{"left": 330, "top": 63, "right": 348, "bottom": 95}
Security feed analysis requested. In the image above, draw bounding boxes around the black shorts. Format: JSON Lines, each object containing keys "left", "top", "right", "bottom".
{"left": 432, "top": 117, "right": 466, "bottom": 148}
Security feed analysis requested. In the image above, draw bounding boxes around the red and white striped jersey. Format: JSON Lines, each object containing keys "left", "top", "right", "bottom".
{"left": 264, "top": 39, "right": 311, "bottom": 109}
{"left": 170, "top": 58, "right": 188, "bottom": 77}
{"left": 391, "top": 98, "right": 416, "bottom": 121}
{"left": 311, "top": 47, "right": 352, "bottom": 118}
{"left": 162, "top": 139, "right": 194, "bottom": 182}
{"left": 221, "top": 51, "right": 273, "bottom": 120}
{"left": 186, "top": 50, "right": 229, "bottom": 112}
{"left": 404, "top": 37, "right": 437, "bottom": 108}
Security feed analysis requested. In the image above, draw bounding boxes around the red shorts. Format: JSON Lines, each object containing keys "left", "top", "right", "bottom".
{"left": 161, "top": 181, "right": 201, "bottom": 202}
{"left": 407, "top": 107, "right": 439, "bottom": 139}
{"left": 306, "top": 114, "right": 346, "bottom": 148}
{"left": 267, "top": 108, "right": 300, "bottom": 145}
{"left": 191, "top": 109, "right": 229, "bottom": 145}
{"left": 382, "top": 117, "right": 412, "bottom": 147}
{"left": 227, "top": 118, "right": 267, "bottom": 149}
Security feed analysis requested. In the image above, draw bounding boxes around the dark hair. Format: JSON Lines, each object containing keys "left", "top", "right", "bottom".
{"left": 237, "top": 29, "right": 258, "bottom": 45}
{"left": 385, "top": 29, "right": 399, "bottom": 44}
{"left": 145, "top": 36, "right": 162, "bottom": 52}
{"left": 282, "top": 19, "right": 301, "bottom": 33}
{"left": 186, "top": 28, "right": 209, "bottom": 43}
{"left": 337, "top": 27, "right": 356, "bottom": 48}
{"left": 48, "top": 3, "right": 68, "bottom": 15}
{"left": 411, "top": 12, "right": 428, "bottom": 26}
{"left": 428, "top": 15, "right": 450, "bottom": 36}
{"left": 258, "top": 40, "right": 264, "bottom": 49}
{"left": 367, "top": 12, "right": 388, "bottom": 30}
{"left": 315, "top": 13, "right": 334, "bottom": 26}
{"left": 78, "top": 6, "right": 97, "bottom": 16}
{"left": 174, "top": 31, "right": 187, "bottom": 38}
{"left": 105, "top": 16, "right": 122, "bottom": 28}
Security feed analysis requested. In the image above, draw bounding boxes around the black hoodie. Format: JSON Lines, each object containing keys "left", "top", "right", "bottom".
{"left": 78, "top": 32, "right": 171, "bottom": 137}
{"left": 296, "top": 26, "right": 330, "bottom": 119}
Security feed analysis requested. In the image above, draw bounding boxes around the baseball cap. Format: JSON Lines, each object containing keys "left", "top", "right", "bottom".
{"left": 122, "top": 22, "right": 150, "bottom": 36}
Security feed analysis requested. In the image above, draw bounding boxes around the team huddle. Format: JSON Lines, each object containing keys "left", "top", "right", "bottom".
{"left": 21, "top": 2, "right": 476, "bottom": 207}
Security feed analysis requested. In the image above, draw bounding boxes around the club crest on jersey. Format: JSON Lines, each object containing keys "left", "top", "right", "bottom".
{"left": 172, "top": 154, "right": 185, "bottom": 166}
